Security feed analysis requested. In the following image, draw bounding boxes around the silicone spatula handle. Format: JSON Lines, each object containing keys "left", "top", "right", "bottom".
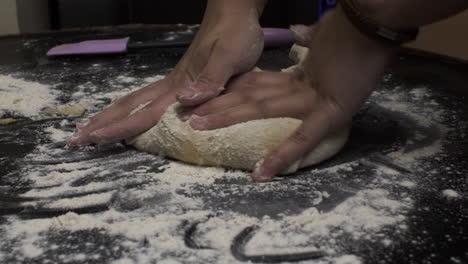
{"left": 131, "top": 28, "right": 295, "bottom": 49}
{"left": 263, "top": 28, "right": 295, "bottom": 48}
{"left": 46, "top": 28, "right": 295, "bottom": 56}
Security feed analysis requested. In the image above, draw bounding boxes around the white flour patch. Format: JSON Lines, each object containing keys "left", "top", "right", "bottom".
{"left": 442, "top": 189, "right": 461, "bottom": 199}
{"left": 399, "top": 180, "right": 417, "bottom": 189}
{"left": 67, "top": 75, "right": 165, "bottom": 111}
{"left": 1, "top": 159, "right": 413, "bottom": 263}
{"left": 0, "top": 75, "right": 456, "bottom": 263}
{"left": 94, "top": 75, "right": 165, "bottom": 103}
{"left": 0, "top": 75, "right": 58, "bottom": 117}
{"left": 371, "top": 86, "right": 447, "bottom": 166}
{"left": 335, "top": 254, "right": 362, "bottom": 264}
{"left": 44, "top": 126, "right": 72, "bottom": 142}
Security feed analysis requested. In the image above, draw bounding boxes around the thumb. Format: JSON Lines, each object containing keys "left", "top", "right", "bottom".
{"left": 177, "top": 46, "right": 234, "bottom": 106}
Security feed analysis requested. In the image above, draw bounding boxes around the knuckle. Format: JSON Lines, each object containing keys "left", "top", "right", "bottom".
{"left": 181, "top": 67, "right": 198, "bottom": 83}
{"left": 254, "top": 100, "right": 269, "bottom": 118}
{"left": 196, "top": 73, "right": 217, "bottom": 87}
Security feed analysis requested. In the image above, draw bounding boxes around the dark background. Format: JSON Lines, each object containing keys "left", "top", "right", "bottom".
{"left": 49, "top": 0, "right": 320, "bottom": 29}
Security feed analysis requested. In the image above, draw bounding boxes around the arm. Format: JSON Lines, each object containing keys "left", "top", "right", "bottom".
{"left": 359, "top": 0, "right": 468, "bottom": 29}
{"left": 70, "top": 0, "right": 268, "bottom": 146}
{"left": 187, "top": 1, "right": 468, "bottom": 182}
{"left": 253, "top": 0, "right": 468, "bottom": 181}
{"left": 205, "top": 0, "right": 267, "bottom": 18}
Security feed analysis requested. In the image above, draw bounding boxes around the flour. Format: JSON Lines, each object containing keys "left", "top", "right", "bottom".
{"left": 97, "top": 75, "right": 165, "bottom": 103}
{"left": 2, "top": 158, "right": 413, "bottom": 263}
{"left": 442, "top": 189, "right": 461, "bottom": 199}
{"left": 69, "top": 75, "right": 165, "bottom": 108}
{"left": 21, "top": 241, "right": 43, "bottom": 259}
{"left": 0, "top": 75, "right": 58, "bottom": 118}
{"left": 335, "top": 255, "right": 362, "bottom": 264}
{"left": 398, "top": 180, "right": 417, "bottom": 189}
{"left": 0, "top": 71, "right": 459, "bottom": 263}
{"left": 371, "top": 87, "right": 447, "bottom": 166}
{"left": 44, "top": 126, "right": 72, "bottom": 142}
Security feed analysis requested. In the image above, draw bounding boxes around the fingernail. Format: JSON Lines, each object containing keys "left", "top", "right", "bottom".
{"left": 178, "top": 88, "right": 198, "bottom": 100}
{"left": 190, "top": 116, "right": 209, "bottom": 130}
{"left": 76, "top": 119, "right": 90, "bottom": 129}
{"left": 290, "top": 24, "right": 308, "bottom": 36}
{"left": 252, "top": 159, "right": 271, "bottom": 182}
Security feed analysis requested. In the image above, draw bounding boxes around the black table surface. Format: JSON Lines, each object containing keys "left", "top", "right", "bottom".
{"left": 0, "top": 25, "right": 467, "bottom": 264}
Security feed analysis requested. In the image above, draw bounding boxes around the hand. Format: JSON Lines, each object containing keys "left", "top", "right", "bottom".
{"left": 69, "top": 3, "right": 265, "bottom": 146}
{"left": 189, "top": 6, "right": 398, "bottom": 182}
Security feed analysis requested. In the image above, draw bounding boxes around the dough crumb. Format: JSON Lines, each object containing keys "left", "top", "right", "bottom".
{"left": 42, "top": 102, "right": 90, "bottom": 117}
{"left": 0, "top": 118, "right": 17, "bottom": 125}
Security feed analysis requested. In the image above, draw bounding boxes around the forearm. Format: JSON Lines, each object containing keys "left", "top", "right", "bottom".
{"left": 206, "top": 0, "right": 268, "bottom": 19}
{"left": 358, "top": 0, "right": 468, "bottom": 29}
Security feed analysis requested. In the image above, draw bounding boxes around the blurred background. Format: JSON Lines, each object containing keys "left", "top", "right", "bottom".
{"left": 1, "top": 0, "right": 468, "bottom": 60}
{"left": 0, "top": 0, "right": 319, "bottom": 35}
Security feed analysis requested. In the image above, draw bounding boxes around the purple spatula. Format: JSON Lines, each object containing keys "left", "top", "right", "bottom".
{"left": 46, "top": 28, "right": 294, "bottom": 56}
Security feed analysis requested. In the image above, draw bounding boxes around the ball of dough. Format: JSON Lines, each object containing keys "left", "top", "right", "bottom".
{"left": 128, "top": 104, "right": 349, "bottom": 174}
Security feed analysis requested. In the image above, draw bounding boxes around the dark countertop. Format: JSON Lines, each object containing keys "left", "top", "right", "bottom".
{"left": 0, "top": 25, "right": 467, "bottom": 264}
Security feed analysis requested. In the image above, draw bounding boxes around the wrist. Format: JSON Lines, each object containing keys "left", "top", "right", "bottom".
{"left": 340, "top": 0, "right": 419, "bottom": 46}
{"left": 207, "top": 0, "right": 267, "bottom": 20}
{"left": 352, "top": 0, "right": 412, "bottom": 30}
{"left": 329, "top": 5, "right": 398, "bottom": 56}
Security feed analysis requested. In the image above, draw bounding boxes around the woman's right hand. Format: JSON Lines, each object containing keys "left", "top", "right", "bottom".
{"left": 69, "top": 0, "right": 267, "bottom": 146}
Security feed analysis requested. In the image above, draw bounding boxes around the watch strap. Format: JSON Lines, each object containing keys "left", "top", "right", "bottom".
{"left": 340, "top": 0, "right": 419, "bottom": 46}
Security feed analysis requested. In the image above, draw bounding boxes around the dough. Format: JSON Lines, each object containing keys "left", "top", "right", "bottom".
{"left": 128, "top": 44, "right": 350, "bottom": 174}
{"left": 128, "top": 104, "right": 349, "bottom": 174}
{"left": 42, "top": 102, "right": 90, "bottom": 117}
{"left": 0, "top": 118, "right": 16, "bottom": 125}
{"left": 289, "top": 44, "right": 309, "bottom": 64}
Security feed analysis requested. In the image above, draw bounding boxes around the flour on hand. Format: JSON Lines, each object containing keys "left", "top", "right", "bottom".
{"left": 128, "top": 45, "right": 350, "bottom": 173}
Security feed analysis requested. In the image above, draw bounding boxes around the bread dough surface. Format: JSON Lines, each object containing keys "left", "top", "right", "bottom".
{"left": 129, "top": 45, "right": 350, "bottom": 174}
{"left": 128, "top": 104, "right": 349, "bottom": 174}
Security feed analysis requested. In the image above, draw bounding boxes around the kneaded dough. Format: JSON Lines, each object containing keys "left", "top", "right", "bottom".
{"left": 129, "top": 44, "right": 350, "bottom": 174}
{"left": 128, "top": 104, "right": 349, "bottom": 174}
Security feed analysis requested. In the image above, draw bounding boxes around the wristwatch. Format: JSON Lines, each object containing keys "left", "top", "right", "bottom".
{"left": 340, "top": 0, "right": 419, "bottom": 46}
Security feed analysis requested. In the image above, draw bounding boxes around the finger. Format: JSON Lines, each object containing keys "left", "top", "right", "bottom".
{"left": 193, "top": 72, "right": 294, "bottom": 116}
{"left": 85, "top": 95, "right": 176, "bottom": 145}
{"left": 190, "top": 94, "right": 308, "bottom": 130}
{"left": 192, "top": 93, "right": 246, "bottom": 116}
{"left": 176, "top": 42, "right": 234, "bottom": 106}
{"left": 70, "top": 81, "right": 170, "bottom": 146}
{"left": 289, "top": 24, "right": 316, "bottom": 47}
{"left": 252, "top": 111, "right": 330, "bottom": 182}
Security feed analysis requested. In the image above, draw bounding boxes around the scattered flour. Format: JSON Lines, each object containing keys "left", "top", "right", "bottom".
{"left": 44, "top": 126, "right": 72, "bottom": 142}
{"left": 334, "top": 255, "right": 362, "bottom": 264}
{"left": 0, "top": 75, "right": 58, "bottom": 117}
{"left": 442, "top": 189, "right": 461, "bottom": 199}
{"left": 2, "top": 159, "right": 413, "bottom": 263}
{"left": 0, "top": 72, "right": 460, "bottom": 263}
{"left": 399, "top": 180, "right": 417, "bottom": 189}
{"left": 21, "top": 241, "right": 43, "bottom": 259}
